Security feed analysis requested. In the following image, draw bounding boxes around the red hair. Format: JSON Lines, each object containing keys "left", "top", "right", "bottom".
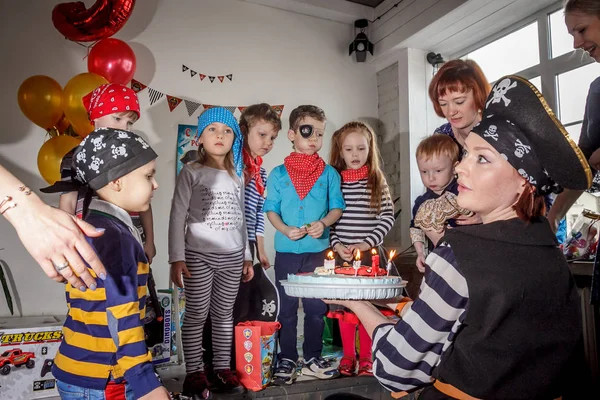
{"left": 513, "top": 183, "right": 546, "bottom": 222}
{"left": 428, "top": 59, "right": 491, "bottom": 118}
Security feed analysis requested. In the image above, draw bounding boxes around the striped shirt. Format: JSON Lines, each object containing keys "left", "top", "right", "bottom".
{"left": 52, "top": 200, "right": 161, "bottom": 398}
{"left": 244, "top": 167, "right": 267, "bottom": 242}
{"left": 330, "top": 179, "right": 395, "bottom": 248}
{"left": 371, "top": 243, "right": 468, "bottom": 392}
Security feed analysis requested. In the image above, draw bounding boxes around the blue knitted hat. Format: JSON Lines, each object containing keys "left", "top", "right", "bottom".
{"left": 197, "top": 107, "right": 243, "bottom": 177}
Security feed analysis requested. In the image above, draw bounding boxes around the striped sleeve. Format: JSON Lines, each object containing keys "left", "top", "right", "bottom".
{"left": 371, "top": 243, "right": 468, "bottom": 392}
{"left": 255, "top": 168, "right": 267, "bottom": 237}
{"left": 364, "top": 187, "right": 395, "bottom": 247}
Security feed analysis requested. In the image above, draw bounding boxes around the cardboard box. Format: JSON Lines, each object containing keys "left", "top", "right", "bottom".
{"left": 0, "top": 316, "right": 65, "bottom": 399}
{"left": 145, "top": 292, "right": 172, "bottom": 365}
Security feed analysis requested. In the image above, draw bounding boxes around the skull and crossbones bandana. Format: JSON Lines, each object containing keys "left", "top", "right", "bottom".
{"left": 472, "top": 115, "right": 560, "bottom": 195}
{"left": 82, "top": 83, "right": 140, "bottom": 121}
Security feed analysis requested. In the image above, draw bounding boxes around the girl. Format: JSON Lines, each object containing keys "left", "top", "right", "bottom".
{"left": 328, "top": 121, "right": 395, "bottom": 377}
{"left": 168, "top": 107, "right": 253, "bottom": 397}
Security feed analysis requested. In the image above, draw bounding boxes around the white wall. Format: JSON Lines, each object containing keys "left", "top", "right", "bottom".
{"left": 0, "top": 0, "right": 377, "bottom": 316}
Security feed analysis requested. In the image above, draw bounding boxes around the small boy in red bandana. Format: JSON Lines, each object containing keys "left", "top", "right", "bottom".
{"left": 58, "top": 83, "right": 157, "bottom": 263}
{"left": 264, "top": 105, "right": 345, "bottom": 385}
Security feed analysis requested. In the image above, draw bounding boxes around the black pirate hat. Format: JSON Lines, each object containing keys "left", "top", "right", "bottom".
{"left": 472, "top": 75, "right": 591, "bottom": 195}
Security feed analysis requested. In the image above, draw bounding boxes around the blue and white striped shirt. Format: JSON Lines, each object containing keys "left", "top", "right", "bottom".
{"left": 371, "top": 243, "right": 468, "bottom": 392}
{"left": 245, "top": 167, "right": 267, "bottom": 242}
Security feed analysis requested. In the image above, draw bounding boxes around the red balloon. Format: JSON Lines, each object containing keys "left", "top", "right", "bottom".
{"left": 88, "top": 38, "right": 137, "bottom": 84}
{"left": 52, "top": 0, "right": 136, "bottom": 42}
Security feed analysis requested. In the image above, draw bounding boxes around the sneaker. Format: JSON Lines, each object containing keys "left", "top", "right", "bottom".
{"left": 273, "top": 358, "right": 298, "bottom": 385}
{"left": 302, "top": 357, "right": 340, "bottom": 379}
{"left": 182, "top": 371, "right": 212, "bottom": 399}
{"left": 211, "top": 368, "right": 244, "bottom": 393}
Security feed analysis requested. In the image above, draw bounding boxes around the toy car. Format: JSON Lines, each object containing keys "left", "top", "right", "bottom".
{"left": 0, "top": 348, "right": 36, "bottom": 375}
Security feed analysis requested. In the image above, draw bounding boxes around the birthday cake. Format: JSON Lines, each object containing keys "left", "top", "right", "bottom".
{"left": 280, "top": 264, "right": 406, "bottom": 300}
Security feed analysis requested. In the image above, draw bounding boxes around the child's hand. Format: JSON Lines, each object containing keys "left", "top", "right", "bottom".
{"left": 416, "top": 253, "right": 427, "bottom": 273}
{"left": 285, "top": 226, "right": 307, "bottom": 241}
{"left": 144, "top": 241, "right": 156, "bottom": 264}
{"left": 334, "top": 243, "right": 353, "bottom": 262}
{"left": 259, "top": 253, "right": 271, "bottom": 269}
{"left": 306, "top": 221, "right": 326, "bottom": 238}
{"left": 242, "top": 261, "right": 254, "bottom": 282}
{"left": 454, "top": 213, "right": 482, "bottom": 226}
{"left": 347, "top": 242, "right": 370, "bottom": 254}
{"left": 170, "top": 261, "right": 191, "bottom": 288}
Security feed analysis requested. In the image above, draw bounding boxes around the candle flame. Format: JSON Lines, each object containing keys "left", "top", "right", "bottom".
{"left": 371, "top": 248, "right": 377, "bottom": 255}
{"left": 327, "top": 251, "right": 334, "bottom": 260}
{"left": 355, "top": 249, "right": 361, "bottom": 261}
{"left": 389, "top": 249, "right": 396, "bottom": 259}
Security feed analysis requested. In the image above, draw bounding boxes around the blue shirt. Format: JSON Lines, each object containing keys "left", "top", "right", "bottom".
{"left": 264, "top": 164, "right": 345, "bottom": 254}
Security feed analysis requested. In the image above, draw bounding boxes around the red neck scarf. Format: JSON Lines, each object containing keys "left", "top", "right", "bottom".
{"left": 243, "top": 149, "right": 265, "bottom": 196}
{"left": 340, "top": 165, "right": 369, "bottom": 183}
{"left": 284, "top": 152, "right": 326, "bottom": 200}
{"left": 82, "top": 83, "right": 140, "bottom": 121}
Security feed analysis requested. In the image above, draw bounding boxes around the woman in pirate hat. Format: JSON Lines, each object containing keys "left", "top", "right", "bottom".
{"left": 326, "top": 75, "right": 591, "bottom": 399}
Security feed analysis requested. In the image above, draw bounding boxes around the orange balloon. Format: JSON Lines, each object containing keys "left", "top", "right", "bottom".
{"left": 62, "top": 72, "right": 108, "bottom": 138}
{"left": 17, "top": 75, "right": 63, "bottom": 129}
{"left": 37, "top": 135, "right": 82, "bottom": 184}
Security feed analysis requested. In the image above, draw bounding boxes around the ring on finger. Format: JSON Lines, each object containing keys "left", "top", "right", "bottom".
{"left": 53, "top": 260, "right": 70, "bottom": 272}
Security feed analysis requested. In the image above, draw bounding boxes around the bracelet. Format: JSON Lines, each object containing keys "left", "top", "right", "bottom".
{"left": 318, "top": 220, "right": 327, "bottom": 229}
{"left": 0, "top": 186, "right": 32, "bottom": 216}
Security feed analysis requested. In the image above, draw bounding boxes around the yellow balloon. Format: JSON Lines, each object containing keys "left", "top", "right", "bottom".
{"left": 17, "top": 75, "right": 63, "bottom": 129}
{"left": 62, "top": 73, "right": 108, "bottom": 138}
{"left": 37, "top": 135, "right": 82, "bottom": 185}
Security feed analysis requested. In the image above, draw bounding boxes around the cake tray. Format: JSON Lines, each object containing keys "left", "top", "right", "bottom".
{"left": 280, "top": 280, "right": 407, "bottom": 300}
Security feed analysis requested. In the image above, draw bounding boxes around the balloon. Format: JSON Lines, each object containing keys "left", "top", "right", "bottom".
{"left": 37, "top": 135, "right": 82, "bottom": 184}
{"left": 62, "top": 72, "right": 108, "bottom": 137}
{"left": 17, "top": 76, "right": 63, "bottom": 129}
{"left": 52, "top": 0, "right": 136, "bottom": 42}
{"left": 55, "top": 114, "right": 71, "bottom": 134}
{"left": 88, "top": 38, "right": 136, "bottom": 84}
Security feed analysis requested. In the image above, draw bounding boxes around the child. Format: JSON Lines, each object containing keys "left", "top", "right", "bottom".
{"left": 45, "top": 128, "right": 169, "bottom": 400}
{"left": 168, "top": 107, "right": 253, "bottom": 396}
{"left": 411, "top": 134, "right": 464, "bottom": 272}
{"left": 264, "top": 105, "right": 345, "bottom": 385}
{"left": 58, "top": 83, "right": 157, "bottom": 264}
{"left": 235, "top": 103, "right": 281, "bottom": 322}
{"left": 327, "top": 121, "right": 395, "bottom": 377}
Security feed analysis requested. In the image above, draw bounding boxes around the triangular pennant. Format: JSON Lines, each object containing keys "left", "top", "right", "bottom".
{"left": 130, "top": 79, "right": 147, "bottom": 93}
{"left": 272, "top": 105, "right": 285, "bottom": 117}
{"left": 199, "top": 74, "right": 206, "bottom": 81}
{"left": 147, "top": 87, "right": 164, "bottom": 105}
{"left": 203, "top": 104, "right": 215, "bottom": 109}
{"left": 224, "top": 106, "right": 236, "bottom": 113}
{"left": 226, "top": 74, "right": 233, "bottom": 81}
{"left": 238, "top": 106, "right": 247, "bottom": 113}
{"left": 209, "top": 76, "right": 215, "bottom": 83}
{"left": 190, "top": 70, "right": 197, "bottom": 78}
{"left": 218, "top": 76, "right": 224, "bottom": 83}
{"left": 184, "top": 100, "right": 202, "bottom": 117}
{"left": 182, "top": 65, "right": 189, "bottom": 72}
{"left": 166, "top": 95, "right": 183, "bottom": 112}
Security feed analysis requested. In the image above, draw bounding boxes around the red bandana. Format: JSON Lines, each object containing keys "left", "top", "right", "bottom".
{"left": 284, "top": 152, "right": 326, "bottom": 200}
{"left": 82, "top": 83, "right": 140, "bottom": 121}
{"left": 340, "top": 165, "right": 369, "bottom": 183}
{"left": 243, "top": 149, "right": 265, "bottom": 196}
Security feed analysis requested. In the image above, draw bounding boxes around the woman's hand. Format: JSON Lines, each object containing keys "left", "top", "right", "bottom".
{"left": 170, "top": 261, "right": 191, "bottom": 288}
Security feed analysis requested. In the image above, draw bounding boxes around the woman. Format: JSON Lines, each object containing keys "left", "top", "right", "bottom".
{"left": 0, "top": 163, "right": 106, "bottom": 289}
{"left": 548, "top": 0, "right": 600, "bottom": 231}
{"left": 327, "top": 76, "right": 590, "bottom": 399}
{"left": 429, "top": 59, "right": 491, "bottom": 149}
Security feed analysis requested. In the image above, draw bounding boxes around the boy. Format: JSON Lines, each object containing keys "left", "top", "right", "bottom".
{"left": 58, "top": 83, "right": 157, "bottom": 264}
{"left": 264, "top": 105, "right": 345, "bottom": 385}
{"left": 46, "top": 128, "right": 170, "bottom": 400}
{"left": 411, "top": 134, "right": 469, "bottom": 272}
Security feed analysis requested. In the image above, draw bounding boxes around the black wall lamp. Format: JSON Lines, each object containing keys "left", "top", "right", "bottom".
{"left": 349, "top": 19, "right": 374, "bottom": 63}
{"left": 426, "top": 52, "right": 445, "bottom": 74}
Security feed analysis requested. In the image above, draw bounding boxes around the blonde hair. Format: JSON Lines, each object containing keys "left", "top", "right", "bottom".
{"left": 416, "top": 134, "right": 460, "bottom": 163}
{"left": 564, "top": 0, "right": 600, "bottom": 17}
{"left": 329, "top": 121, "right": 392, "bottom": 213}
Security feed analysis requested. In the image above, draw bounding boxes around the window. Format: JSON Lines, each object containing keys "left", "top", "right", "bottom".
{"left": 530, "top": 76, "right": 542, "bottom": 94}
{"left": 557, "top": 63, "right": 600, "bottom": 126}
{"left": 549, "top": 9, "right": 572, "bottom": 58}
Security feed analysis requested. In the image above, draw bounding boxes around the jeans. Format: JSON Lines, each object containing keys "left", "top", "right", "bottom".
{"left": 56, "top": 380, "right": 135, "bottom": 400}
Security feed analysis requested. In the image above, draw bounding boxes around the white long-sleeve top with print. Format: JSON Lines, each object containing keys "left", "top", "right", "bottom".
{"left": 168, "top": 163, "right": 252, "bottom": 263}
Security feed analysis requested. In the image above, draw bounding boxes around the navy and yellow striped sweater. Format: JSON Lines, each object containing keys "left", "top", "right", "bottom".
{"left": 52, "top": 200, "right": 161, "bottom": 398}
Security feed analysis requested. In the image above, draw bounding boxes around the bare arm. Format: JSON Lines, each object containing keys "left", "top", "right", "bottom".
{"left": 59, "top": 192, "right": 77, "bottom": 214}
{"left": 324, "top": 300, "right": 390, "bottom": 337}
{"left": 547, "top": 189, "right": 584, "bottom": 233}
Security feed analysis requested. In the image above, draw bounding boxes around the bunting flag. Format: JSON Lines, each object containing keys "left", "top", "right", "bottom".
{"left": 272, "top": 105, "right": 285, "bottom": 117}
{"left": 181, "top": 64, "right": 232, "bottom": 82}
{"left": 203, "top": 104, "right": 215, "bottom": 110}
{"left": 184, "top": 100, "right": 202, "bottom": 116}
{"left": 148, "top": 88, "right": 164, "bottom": 105}
{"left": 237, "top": 106, "right": 247, "bottom": 113}
{"left": 223, "top": 106, "right": 236, "bottom": 114}
{"left": 167, "top": 95, "right": 183, "bottom": 112}
{"left": 131, "top": 79, "right": 147, "bottom": 93}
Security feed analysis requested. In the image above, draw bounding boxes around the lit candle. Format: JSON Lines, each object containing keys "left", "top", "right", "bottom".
{"left": 353, "top": 249, "right": 361, "bottom": 276}
{"left": 324, "top": 250, "right": 335, "bottom": 270}
{"left": 371, "top": 248, "right": 379, "bottom": 269}
{"left": 387, "top": 249, "right": 396, "bottom": 276}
